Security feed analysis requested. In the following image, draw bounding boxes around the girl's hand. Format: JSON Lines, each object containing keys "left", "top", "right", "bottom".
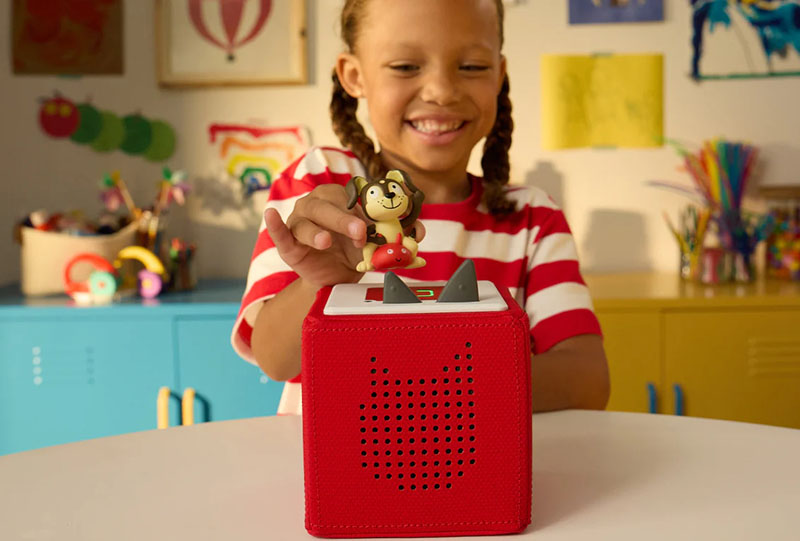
{"left": 265, "top": 184, "right": 426, "bottom": 289}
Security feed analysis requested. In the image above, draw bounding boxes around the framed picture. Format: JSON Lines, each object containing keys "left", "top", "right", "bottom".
{"left": 156, "top": 0, "right": 307, "bottom": 87}
{"left": 12, "top": 0, "right": 123, "bottom": 75}
{"left": 569, "top": 0, "right": 663, "bottom": 25}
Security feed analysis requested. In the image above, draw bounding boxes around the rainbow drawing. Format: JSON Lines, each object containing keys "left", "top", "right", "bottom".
{"left": 208, "top": 123, "right": 310, "bottom": 195}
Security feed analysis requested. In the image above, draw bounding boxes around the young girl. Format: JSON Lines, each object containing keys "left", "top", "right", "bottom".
{"left": 232, "top": 0, "right": 609, "bottom": 415}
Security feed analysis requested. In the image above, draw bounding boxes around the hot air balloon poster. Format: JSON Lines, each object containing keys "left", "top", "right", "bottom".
{"left": 156, "top": 0, "right": 307, "bottom": 86}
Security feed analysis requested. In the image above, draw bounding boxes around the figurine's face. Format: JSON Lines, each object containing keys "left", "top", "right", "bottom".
{"left": 340, "top": 0, "right": 505, "bottom": 180}
{"left": 362, "top": 179, "right": 410, "bottom": 222}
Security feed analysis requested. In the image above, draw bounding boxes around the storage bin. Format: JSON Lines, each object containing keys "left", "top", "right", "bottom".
{"left": 20, "top": 220, "right": 138, "bottom": 296}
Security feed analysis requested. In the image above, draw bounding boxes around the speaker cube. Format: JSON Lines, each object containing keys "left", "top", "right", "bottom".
{"left": 301, "top": 278, "right": 532, "bottom": 538}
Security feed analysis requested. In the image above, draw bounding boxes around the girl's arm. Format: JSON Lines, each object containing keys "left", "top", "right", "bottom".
{"left": 531, "top": 334, "right": 610, "bottom": 412}
{"left": 251, "top": 278, "right": 319, "bottom": 382}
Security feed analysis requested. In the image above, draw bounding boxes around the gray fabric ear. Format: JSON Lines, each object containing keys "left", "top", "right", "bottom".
{"left": 383, "top": 272, "right": 422, "bottom": 304}
{"left": 437, "top": 260, "right": 479, "bottom": 302}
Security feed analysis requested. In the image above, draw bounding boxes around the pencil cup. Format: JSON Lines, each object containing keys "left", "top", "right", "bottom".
{"left": 699, "top": 247, "right": 734, "bottom": 285}
{"left": 679, "top": 249, "right": 701, "bottom": 281}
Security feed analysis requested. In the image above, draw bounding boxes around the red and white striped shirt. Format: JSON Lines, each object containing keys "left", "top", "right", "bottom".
{"left": 231, "top": 146, "right": 601, "bottom": 414}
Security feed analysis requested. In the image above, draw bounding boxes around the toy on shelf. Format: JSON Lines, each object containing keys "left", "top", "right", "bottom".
{"left": 63, "top": 253, "right": 119, "bottom": 305}
{"left": 301, "top": 260, "right": 532, "bottom": 537}
{"left": 345, "top": 170, "right": 426, "bottom": 272}
{"left": 62, "top": 244, "right": 168, "bottom": 304}
{"left": 115, "top": 246, "right": 168, "bottom": 299}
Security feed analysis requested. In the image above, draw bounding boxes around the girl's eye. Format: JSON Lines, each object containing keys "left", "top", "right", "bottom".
{"left": 389, "top": 64, "right": 419, "bottom": 73}
{"left": 460, "top": 65, "right": 489, "bottom": 72}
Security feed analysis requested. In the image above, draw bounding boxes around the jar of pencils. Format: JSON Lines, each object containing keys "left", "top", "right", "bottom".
{"left": 761, "top": 186, "right": 800, "bottom": 281}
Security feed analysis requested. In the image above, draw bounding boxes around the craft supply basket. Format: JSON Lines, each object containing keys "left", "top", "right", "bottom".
{"left": 19, "top": 220, "right": 138, "bottom": 296}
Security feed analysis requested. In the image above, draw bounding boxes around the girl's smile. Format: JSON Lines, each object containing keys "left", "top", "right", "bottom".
{"left": 405, "top": 115, "right": 470, "bottom": 146}
{"left": 336, "top": 0, "right": 506, "bottom": 202}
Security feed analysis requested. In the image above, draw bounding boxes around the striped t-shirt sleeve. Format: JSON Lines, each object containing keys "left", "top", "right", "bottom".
{"left": 230, "top": 147, "right": 366, "bottom": 364}
{"left": 522, "top": 188, "right": 602, "bottom": 354}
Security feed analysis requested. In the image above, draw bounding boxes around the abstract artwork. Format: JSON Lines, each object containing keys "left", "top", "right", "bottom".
{"left": 690, "top": 0, "right": 800, "bottom": 80}
{"left": 12, "top": 0, "right": 123, "bottom": 75}
{"left": 569, "top": 0, "right": 664, "bottom": 24}
{"left": 156, "top": 0, "right": 307, "bottom": 86}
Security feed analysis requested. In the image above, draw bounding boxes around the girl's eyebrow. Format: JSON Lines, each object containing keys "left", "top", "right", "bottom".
{"left": 385, "top": 42, "right": 496, "bottom": 55}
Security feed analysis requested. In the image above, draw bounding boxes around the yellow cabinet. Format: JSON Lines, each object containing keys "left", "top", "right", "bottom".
{"left": 585, "top": 273, "right": 800, "bottom": 428}
{"left": 663, "top": 309, "right": 800, "bottom": 427}
{"left": 596, "top": 311, "right": 661, "bottom": 414}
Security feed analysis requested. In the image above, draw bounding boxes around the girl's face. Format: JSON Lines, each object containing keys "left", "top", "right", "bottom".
{"left": 338, "top": 0, "right": 506, "bottom": 182}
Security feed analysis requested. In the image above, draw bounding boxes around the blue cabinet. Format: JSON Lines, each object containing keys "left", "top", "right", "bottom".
{"left": 0, "top": 318, "right": 175, "bottom": 454}
{"left": 176, "top": 317, "right": 283, "bottom": 422}
{"left": 0, "top": 281, "right": 283, "bottom": 455}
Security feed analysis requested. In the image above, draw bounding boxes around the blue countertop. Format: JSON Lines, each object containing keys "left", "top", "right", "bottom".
{"left": 0, "top": 279, "right": 247, "bottom": 317}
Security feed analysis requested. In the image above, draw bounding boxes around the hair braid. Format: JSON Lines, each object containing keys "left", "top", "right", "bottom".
{"left": 481, "top": 74, "right": 515, "bottom": 216}
{"left": 330, "top": 69, "right": 385, "bottom": 180}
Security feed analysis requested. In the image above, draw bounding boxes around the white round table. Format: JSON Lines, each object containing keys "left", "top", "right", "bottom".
{"left": 1, "top": 411, "right": 798, "bottom": 540}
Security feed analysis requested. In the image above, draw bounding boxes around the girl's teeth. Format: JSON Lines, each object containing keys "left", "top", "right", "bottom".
{"left": 411, "top": 120, "right": 462, "bottom": 134}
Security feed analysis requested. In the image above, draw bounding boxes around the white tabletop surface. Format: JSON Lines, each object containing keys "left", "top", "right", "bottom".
{"left": 1, "top": 410, "right": 799, "bottom": 540}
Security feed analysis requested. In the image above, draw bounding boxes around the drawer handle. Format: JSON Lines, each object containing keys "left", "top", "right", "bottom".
{"left": 157, "top": 386, "right": 171, "bottom": 429}
{"left": 646, "top": 382, "right": 657, "bottom": 414}
{"left": 182, "top": 388, "right": 196, "bottom": 426}
{"left": 673, "top": 384, "right": 685, "bottom": 416}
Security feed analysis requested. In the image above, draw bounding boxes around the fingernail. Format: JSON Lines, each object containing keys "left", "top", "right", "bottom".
{"left": 348, "top": 221, "right": 361, "bottom": 238}
{"left": 314, "top": 232, "right": 327, "bottom": 248}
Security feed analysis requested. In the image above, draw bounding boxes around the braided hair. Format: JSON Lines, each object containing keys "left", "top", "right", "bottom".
{"left": 330, "top": 0, "right": 516, "bottom": 216}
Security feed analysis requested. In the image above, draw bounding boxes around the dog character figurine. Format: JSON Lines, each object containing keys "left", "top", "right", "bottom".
{"left": 345, "top": 169, "right": 426, "bottom": 272}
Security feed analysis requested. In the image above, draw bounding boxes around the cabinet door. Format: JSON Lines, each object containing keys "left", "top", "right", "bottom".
{"left": 175, "top": 317, "right": 283, "bottom": 421}
{"left": 0, "top": 318, "right": 175, "bottom": 455}
{"left": 596, "top": 310, "right": 662, "bottom": 413}
{"left": 664, "top": 309, "right": 800, "bottom": 428}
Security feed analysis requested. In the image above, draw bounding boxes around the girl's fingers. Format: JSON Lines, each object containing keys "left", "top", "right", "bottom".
{"left": 296, "top": 196, "right": 366, "bottom": 242}
{"left": 290, "top": 217, "right": 332, "bottom": 250}
{"left": 264, "top": 208, "right": 309, "bottom": 266}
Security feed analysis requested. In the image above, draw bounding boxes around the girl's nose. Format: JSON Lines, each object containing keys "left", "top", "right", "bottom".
{"left": 420, "top": 70, "right": 459, "bottom": 105}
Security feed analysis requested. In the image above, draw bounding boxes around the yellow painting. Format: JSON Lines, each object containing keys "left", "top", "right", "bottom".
{"left": 541, "top": 54, "right": 663, "bottom": 149}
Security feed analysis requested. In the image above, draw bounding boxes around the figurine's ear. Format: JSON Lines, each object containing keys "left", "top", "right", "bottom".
{"left": 385, "top": 170, "right": 407, "bottom": 185}
{"left": 388, "top": 169, "right": 420, "bottom": 195}
{"left": 345, "top": 176, "right": 368, "bottom": 209}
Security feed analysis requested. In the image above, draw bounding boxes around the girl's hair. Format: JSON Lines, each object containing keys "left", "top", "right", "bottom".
{"left": 330, "top": 0, "right": 516, "bottom": 216}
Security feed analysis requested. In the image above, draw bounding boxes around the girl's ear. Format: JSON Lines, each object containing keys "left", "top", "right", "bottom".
{"left": 336, "top": 53, "right": 365, "bottom": 99}
{"left": 497, "top": 55, "right": 507, "bottom": 94}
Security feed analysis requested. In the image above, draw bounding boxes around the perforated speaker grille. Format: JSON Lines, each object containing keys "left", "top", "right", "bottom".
{"left": 359, "top": 341, "right": 477, "bottom": 492}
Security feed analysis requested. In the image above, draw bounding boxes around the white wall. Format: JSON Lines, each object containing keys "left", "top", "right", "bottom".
{"left": 2, "top": 0, "right": 798, "bottom": 286}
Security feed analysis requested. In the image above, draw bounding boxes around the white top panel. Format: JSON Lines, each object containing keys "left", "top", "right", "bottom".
{"left": 323, "top": 280, "right": 508, "bottom": 315}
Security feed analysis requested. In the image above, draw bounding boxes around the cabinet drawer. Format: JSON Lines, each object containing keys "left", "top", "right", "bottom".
{"left": 664, "top": 309, "right": 800, "bottom": 428}
{"left": 596, "top": 310, "right": 661, "bottom": 413}
{"left": 0, "top": 317, "right": 174, "bottom": 454}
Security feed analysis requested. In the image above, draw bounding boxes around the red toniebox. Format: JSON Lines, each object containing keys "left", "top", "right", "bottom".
{"left": 301, "top": 262, "right": 532, "bottom": 538}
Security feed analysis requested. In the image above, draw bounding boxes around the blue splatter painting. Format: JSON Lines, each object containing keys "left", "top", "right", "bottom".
{"left": 691, "top": 0, "right": 800, "bottom": 80}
